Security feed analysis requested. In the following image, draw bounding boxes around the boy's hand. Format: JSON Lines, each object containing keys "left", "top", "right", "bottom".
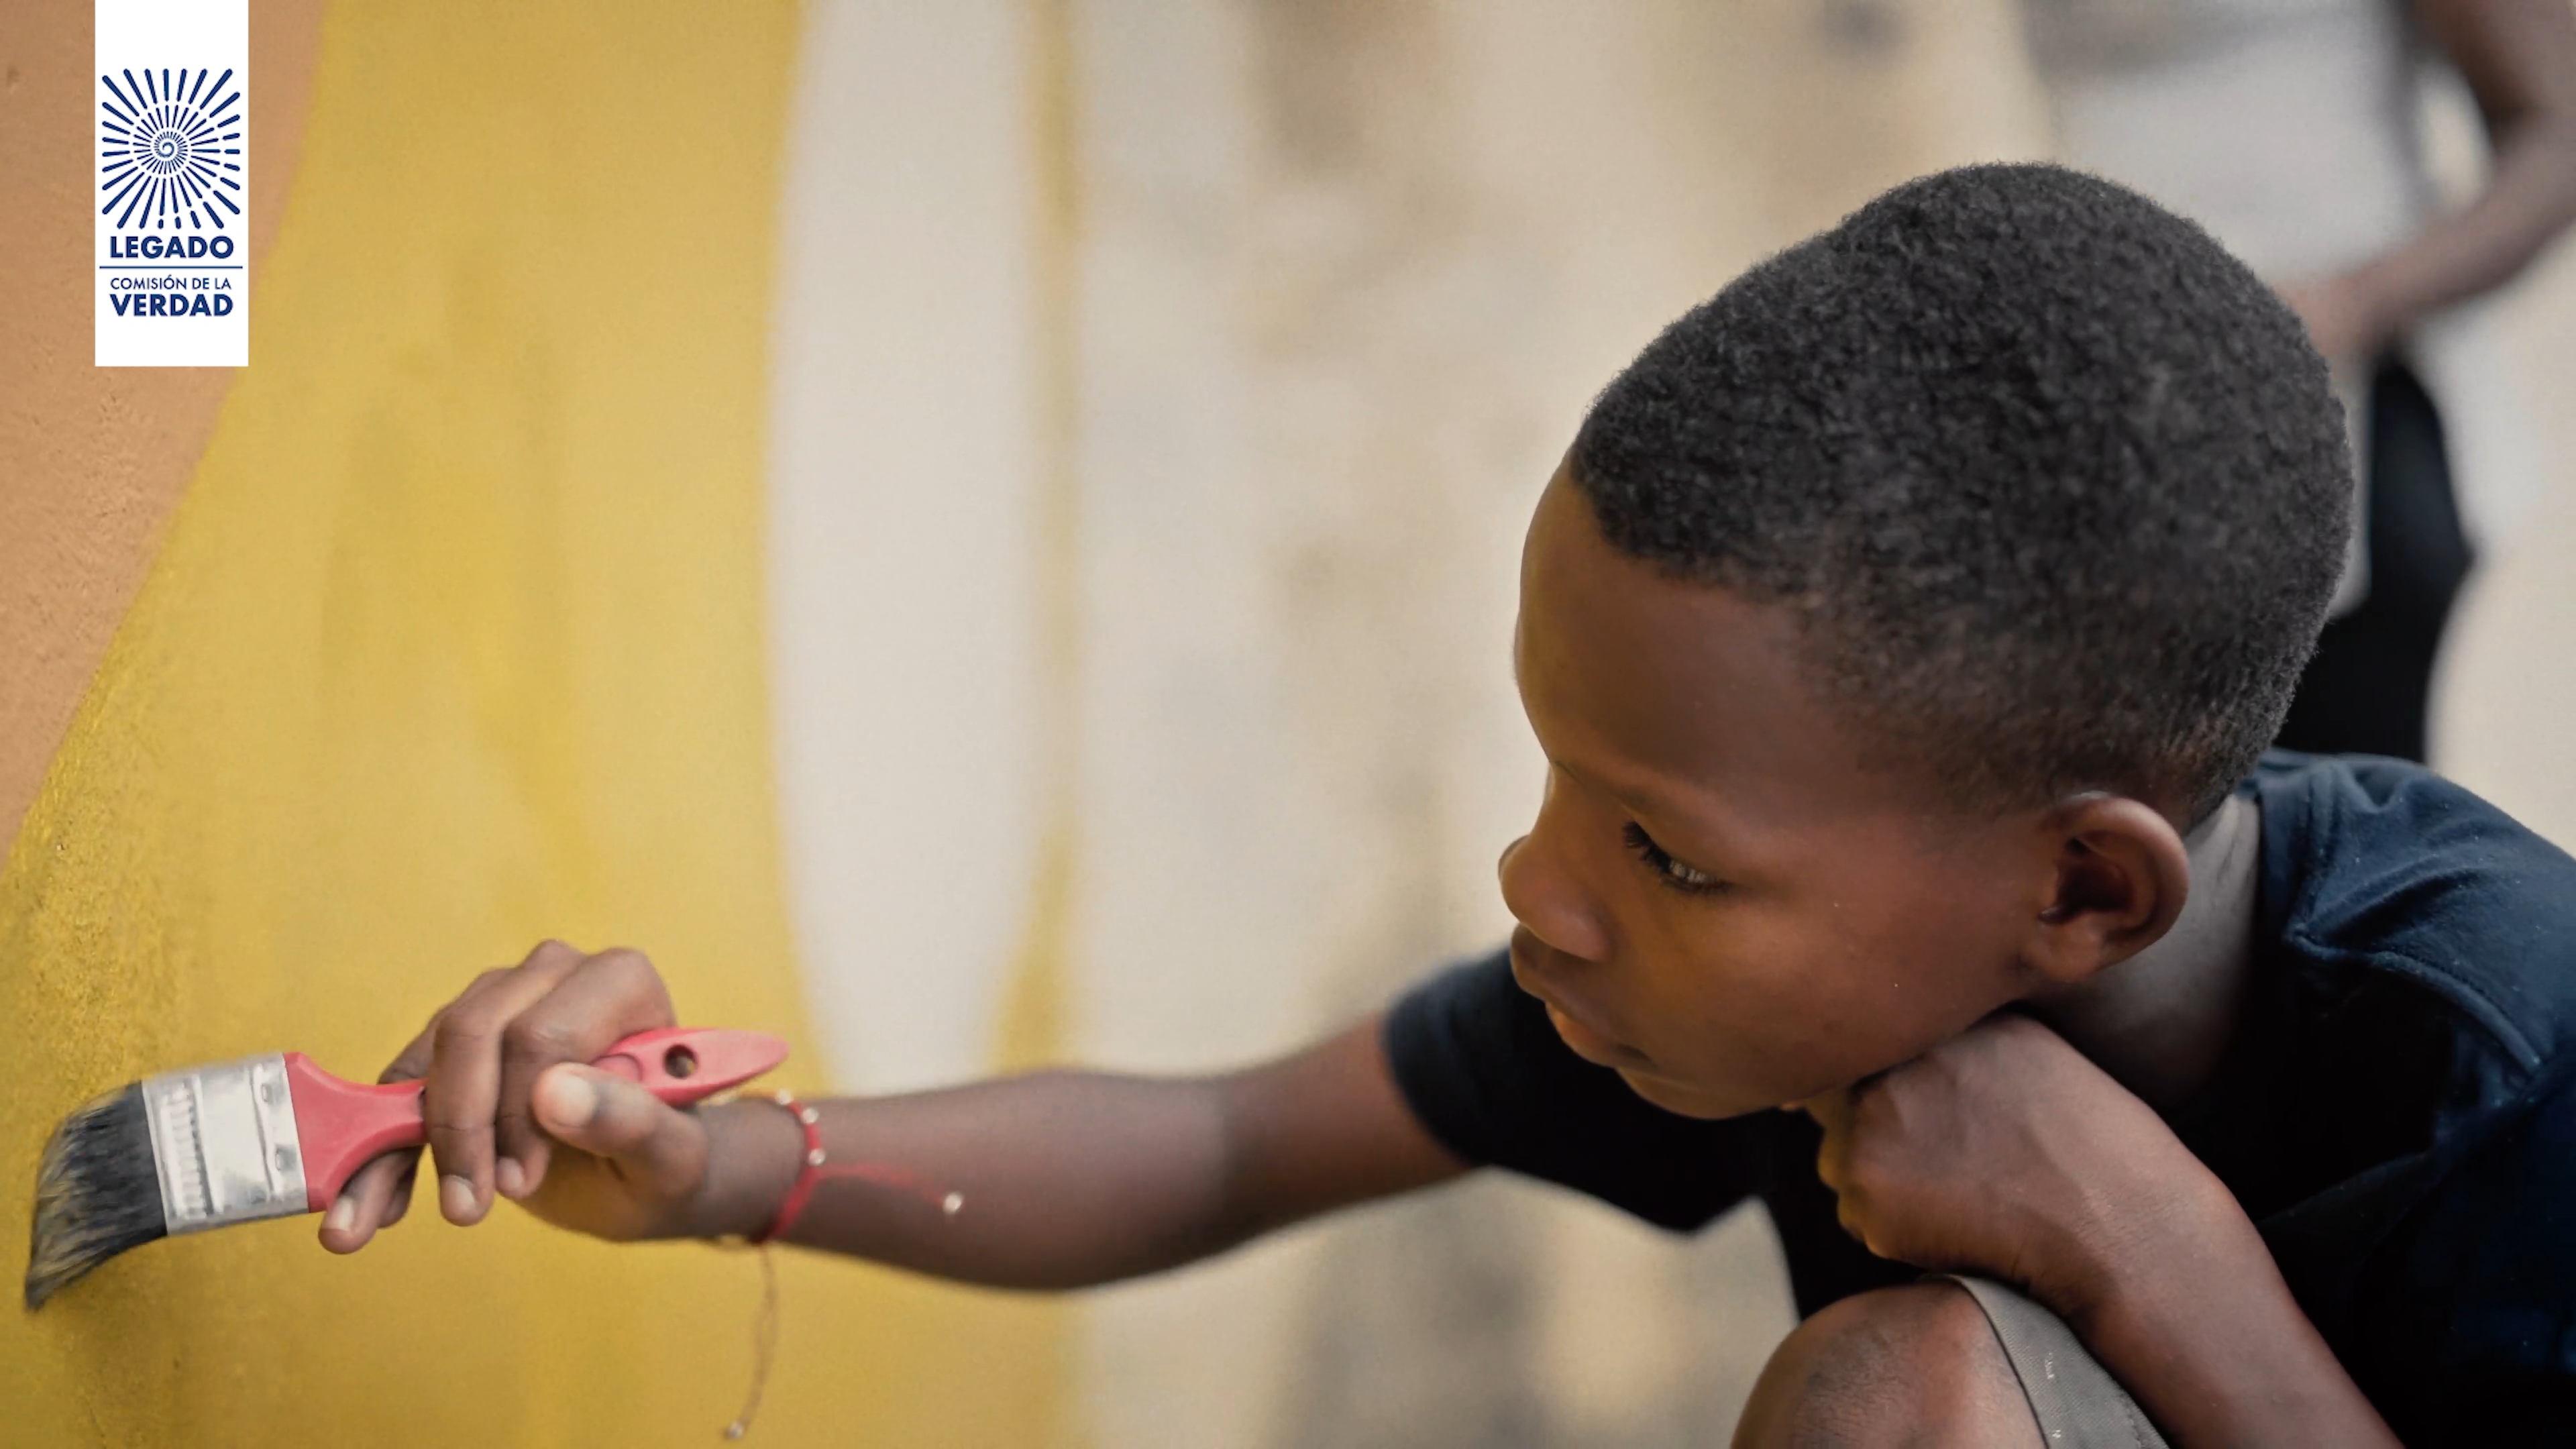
{"left": 1805, "top": 1011, "right": 2403, "bottom": 1445}
{"left": 319, "top": 941, "right": 727, "bottom": 1253}
{"left": 1801, "top": 1012, "right": 2235, "bottom": 1320}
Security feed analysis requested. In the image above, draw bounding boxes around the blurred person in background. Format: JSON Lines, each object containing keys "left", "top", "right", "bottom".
{"left": 2022, "top": 0, "right": 2576, "bottom": 760}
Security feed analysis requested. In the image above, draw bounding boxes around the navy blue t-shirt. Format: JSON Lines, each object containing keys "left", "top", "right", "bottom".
{"left": 1383, "top": 754, "right": 2576, "bottom": 1446}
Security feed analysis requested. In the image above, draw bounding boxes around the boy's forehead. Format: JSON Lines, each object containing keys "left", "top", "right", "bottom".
{"left": 1517, "top": 474, "right": 1893, "bottom": 826}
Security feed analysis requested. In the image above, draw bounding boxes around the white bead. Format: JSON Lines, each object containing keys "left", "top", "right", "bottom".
{"left": 797, "top": 1108, "right": 819, "bottom": 1126}
{"left": 943, "top": 1192, "right": 963, "bottom": 1215}
{"left": 806, "top": 1148, "right": 827, "bottom": 1167}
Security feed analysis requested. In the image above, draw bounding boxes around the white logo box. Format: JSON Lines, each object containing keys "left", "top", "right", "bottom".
{"left": 95, "top": 0, "right": 250, "bottom": 368}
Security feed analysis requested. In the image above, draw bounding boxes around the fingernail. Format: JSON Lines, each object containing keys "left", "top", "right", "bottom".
{"left": 441, "top": 1173, "right": 476, "bottom": 1222}
{"left": 324, "top": 1197, "right": 356, "bottom": 1234}
{"left": 537, "top": 1069, "right": 600, "bottom": 1130}
{"left": 495, "top": 1157, "right": 526, "bottom": 1199}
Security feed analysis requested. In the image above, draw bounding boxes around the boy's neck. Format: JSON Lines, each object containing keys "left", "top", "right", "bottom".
{"left": 2026, "top": 792, "right": 2261, "bottom": 1116}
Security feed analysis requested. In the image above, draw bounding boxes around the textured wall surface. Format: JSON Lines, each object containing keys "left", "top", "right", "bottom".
{"left": 1, "top": 5, "right": 1072, "bottom": 1444}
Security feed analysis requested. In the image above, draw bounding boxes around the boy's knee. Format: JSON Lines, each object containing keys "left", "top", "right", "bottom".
{"left": 1731, "top": 1283, "right": 2042, "bottom": 1449}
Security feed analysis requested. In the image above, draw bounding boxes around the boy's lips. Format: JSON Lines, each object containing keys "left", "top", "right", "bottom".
{"left": 1543, "top": 1000, "right": 1635, "bottom": 1067}
{"left": 1509, "top": 932, "right": 1648, "bottom": 1069}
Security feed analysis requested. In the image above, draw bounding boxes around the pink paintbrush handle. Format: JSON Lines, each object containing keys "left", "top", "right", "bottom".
{"left": 283, "top": 1026, "right": 790, "bottom": 1212}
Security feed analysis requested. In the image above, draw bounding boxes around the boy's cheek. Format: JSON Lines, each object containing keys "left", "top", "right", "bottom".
{"left": 1652, "top": 975, "right": 1996, "bottom": 1115}
{"left": 1624, "top": 1008, "right": 1854, "bottom": 1116}
{"left": 1632, "top": 913, "right": 2003, "bottom": 1111}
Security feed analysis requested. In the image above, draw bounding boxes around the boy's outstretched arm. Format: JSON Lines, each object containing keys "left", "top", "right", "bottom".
{"left": 320, "top": 942, "right": 1469, "bottom": 1287}
{"left": 1807, "top": 1014, "right": 2402, "bottom": 1449}
{"left": 704, "top": 1016, "right": 1468, "bottom": 1285}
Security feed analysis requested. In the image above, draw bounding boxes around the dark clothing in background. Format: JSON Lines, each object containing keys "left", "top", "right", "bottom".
{"left": 1385, "top": 754, "right": 2576, "bottom": 1446}
{"left": 2275, "top": 359, "right": 2475, "bottom": 761}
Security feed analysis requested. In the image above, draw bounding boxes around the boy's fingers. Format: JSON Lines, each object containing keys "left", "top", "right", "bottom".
{"left": 318, "top": 1147, "right": 419, "bottom": 1253}
{"left": 422, "top": 942, "right": 588, "bottom": 1224}
{"left": 381, "top": 1156, "right": 421, "bottom": 1228}
{"left": 1800, "top": 1089, "right": 1856, "bottom": 1187}
{"left": 330, "top": 1002, "right": 442, "bottom": 1253}
{"left": 533, "top": 1065, "right": 707, "bottom": 1201}
{"left": 377, "top": 1019, "right": 439, "bottom": 1087}
{"left": 494, "top": 947, "right": 676, "bottom": 1199}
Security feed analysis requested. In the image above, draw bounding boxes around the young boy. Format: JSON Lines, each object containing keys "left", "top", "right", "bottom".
{"left": 324, "top": 165, "right": 2576, "bottom": 1446}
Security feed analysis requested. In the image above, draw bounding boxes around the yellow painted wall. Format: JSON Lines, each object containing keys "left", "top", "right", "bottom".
{"left": 2, "top": 4, "right": 1071, "bottom": 1444}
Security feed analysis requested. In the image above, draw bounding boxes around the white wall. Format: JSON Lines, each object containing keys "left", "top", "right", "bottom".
{"left": 767, "top": 0, "right": 1049, "bottom": 1098}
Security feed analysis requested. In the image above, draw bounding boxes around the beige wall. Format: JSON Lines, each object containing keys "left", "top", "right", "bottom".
{"left": 2441, "top": 239, "right": 2576, "bottom": 847}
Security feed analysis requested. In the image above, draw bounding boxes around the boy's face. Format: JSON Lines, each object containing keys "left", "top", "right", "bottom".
{"left": 1503, "top": 468, "right": 2055, "bottom": 1118}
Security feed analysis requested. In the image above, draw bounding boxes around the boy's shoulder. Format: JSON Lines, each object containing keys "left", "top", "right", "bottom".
{"left": 2249, "top": 749, "right": 2576, "bottom": 1085}
{"left": 2222, "top": 751, "right": 2576, "bottom": 1438}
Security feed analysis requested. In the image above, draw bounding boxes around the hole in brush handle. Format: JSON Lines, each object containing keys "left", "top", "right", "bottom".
{"left": 590, "top": 1028, "right": 788, "bottom": 1106}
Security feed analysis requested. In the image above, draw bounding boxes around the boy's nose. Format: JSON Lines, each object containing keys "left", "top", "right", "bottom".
{"left": 1498, "top": 834, "right": 1611, "bottom": 963}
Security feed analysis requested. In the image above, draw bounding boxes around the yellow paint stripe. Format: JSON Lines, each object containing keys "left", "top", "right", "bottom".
{"left": 992, "top": 0, "right": 1085, "bottom": 1085}
{"left": 2, "top": 3, "right": 1066, "bottom": 1442}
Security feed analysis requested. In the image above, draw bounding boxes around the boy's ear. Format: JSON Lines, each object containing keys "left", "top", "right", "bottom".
{"left": 2022, "top": 794, "right": 2190, "bottom": 985}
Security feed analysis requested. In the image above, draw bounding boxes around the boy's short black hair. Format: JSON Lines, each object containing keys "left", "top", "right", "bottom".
{"left": 1571, "top": 163, "right": 2350, "bottom": 818}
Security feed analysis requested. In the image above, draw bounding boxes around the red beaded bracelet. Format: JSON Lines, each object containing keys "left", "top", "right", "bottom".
{"left": 748, "top": 1090, "right": 961, "bottom": 1244}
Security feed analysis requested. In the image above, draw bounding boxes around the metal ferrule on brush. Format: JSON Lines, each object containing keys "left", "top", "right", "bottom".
{"left": 142, "top": 1053, "right": 309, "bottom": 1234}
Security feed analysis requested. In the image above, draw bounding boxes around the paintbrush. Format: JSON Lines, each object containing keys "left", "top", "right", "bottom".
{"left": 25, "top": 1026, "right": 788, "bottom": 1309}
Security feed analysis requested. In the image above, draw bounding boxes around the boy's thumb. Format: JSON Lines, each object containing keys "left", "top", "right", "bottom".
{"left": 531, "top": 1063, "right": 704, "bottom": 1198}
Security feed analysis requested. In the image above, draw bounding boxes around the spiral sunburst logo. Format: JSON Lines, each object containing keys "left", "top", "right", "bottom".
{"left": 98, "top": 66, "right": 244, "bottom": 232}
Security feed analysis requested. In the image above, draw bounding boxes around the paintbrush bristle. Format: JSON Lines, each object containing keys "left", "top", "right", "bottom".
{"left": 25, "top": 1082, "right": 166, "bottom": 1309}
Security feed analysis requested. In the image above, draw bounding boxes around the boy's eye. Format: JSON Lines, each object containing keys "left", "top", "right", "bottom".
{"left": 1622, "top": 822, "right": 1725, "bottom": 895}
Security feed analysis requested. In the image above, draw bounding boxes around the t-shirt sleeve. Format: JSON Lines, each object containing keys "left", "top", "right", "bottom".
{"left": 1381, "top": 948, "right": 1769, "bottom": 1232}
